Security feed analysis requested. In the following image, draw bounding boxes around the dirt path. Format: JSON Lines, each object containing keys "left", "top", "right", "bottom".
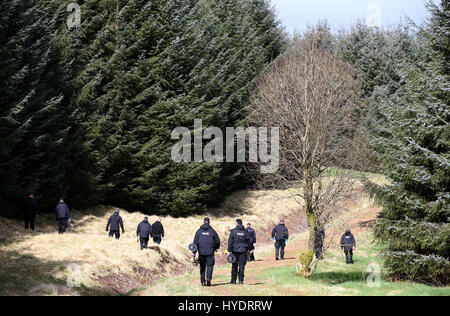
{"left": 193, "top": 204, "right": 381, "bottom": 296}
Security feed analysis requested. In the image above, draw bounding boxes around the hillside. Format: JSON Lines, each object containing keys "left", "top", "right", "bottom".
{"left": 1, "top": 175, "right": 448, "bottom": 296}
{"left": 138, "top": 195, "right": 450, "bottom": 296}
{"left": 0, "top": 186, "right": 306, "bottom": 295}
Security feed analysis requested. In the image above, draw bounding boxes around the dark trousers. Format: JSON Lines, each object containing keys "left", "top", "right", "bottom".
{"left": 275, "top": 240, "right": 286, "bottom": 259}
{"left": 153, "top": 235, "right": 162, "bottom": 244}
{"left": 199, "top": 255, "right": 215, "bottom": 283}
{"left": 231, "top": 252, "right": 247, "bottom": 283}
{"left": 344, "top": 249, "right": 354, "bottom": 263}
{"left": 140, "top": 237, "right": 149, "bottom": 250}
{"left": 109, "top": 230, "right": 120, "bottom": 239}
{"left": 24, "top": 214, "right": 36, "bottom": 231}
{"left": 56, "top": 218, "right": 68, "bottom": 234}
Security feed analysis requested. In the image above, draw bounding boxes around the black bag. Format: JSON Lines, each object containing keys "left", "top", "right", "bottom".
{"left": 280, "top": 226, "right": 288, "bottom": 239}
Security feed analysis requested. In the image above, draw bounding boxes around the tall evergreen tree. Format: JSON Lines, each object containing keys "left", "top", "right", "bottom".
{"left": 368, "top": 0, "right": 449, "bottom": 284}
{"left": 334, "top": 23, "right": 420, "bottom": 172}
{"left": 337, "top": 24, "right": 416, "bottom": 97}
{"left": 54, "top": 0, "right": 285, "bottom": 215}
{"left": 1, "top": 0, "right": 284, "bottom": 216}
{"left": 0, "top": 0, "right": 75, "bottom": 213}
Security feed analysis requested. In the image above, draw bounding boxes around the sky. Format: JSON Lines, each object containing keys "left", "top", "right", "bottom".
{"left": 271, "top": 0, "right": 434, "bottom": 34}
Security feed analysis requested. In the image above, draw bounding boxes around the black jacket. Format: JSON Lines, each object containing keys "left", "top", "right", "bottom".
{"left": 107, "top": 213, "right": 124, "bottom": 232}
{"left": 246, "top": 227, "right": 256, "bottom": 244}
{"left": 272, "top": 224, "right": 289, "bottom": 241}
{"left": 228, "top": 225, "right": 252, "bottom": 253}
{"left": 23, "top": 197, "right": 38, "bottom": 216}
{"left": 137, "top": 220, "right": 152, "bottom": 238}
{"left": 193, "top": 224, "right": 220, "bottom": 256}
{"left": 152, "top": 221, "right": 164, "bottom": 237}
{"left": 55, "top": 202, "right": 70, "bottom": 219}
{"left": 340, "top": 232, "right": 356, "bottom": 251}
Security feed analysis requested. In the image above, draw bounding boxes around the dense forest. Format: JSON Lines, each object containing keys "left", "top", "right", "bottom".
{"left": 0, "top": 0, "right": 286, "bottom": 215}
{"left": 0, "top": 0, "right": 448, "bottom": 284}
{"left": 368, "top": 1, "right": 449, "bottom": 284}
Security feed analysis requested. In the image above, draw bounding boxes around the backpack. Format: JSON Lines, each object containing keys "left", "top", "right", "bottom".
{"left": 280, "top": 226, "right": 288, "bottom": 239}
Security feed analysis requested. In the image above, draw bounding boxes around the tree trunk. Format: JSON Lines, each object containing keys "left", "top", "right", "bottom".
{"left": 298, "top": 174, "right": 315, "bottom": 276}
{"left": 304, "top": 173, "right": 315, "bottom": 252}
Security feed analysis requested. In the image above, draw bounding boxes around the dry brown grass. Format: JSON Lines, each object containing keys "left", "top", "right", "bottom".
{"left": 0, "top": 174, "right": 385, "bottom": 295}
{"left": 0, "top": 188, "right": 303, "bottom": 295}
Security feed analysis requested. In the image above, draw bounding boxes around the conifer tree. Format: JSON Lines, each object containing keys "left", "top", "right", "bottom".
{"left": 53, "top": 0, "right": 285, "bottom": 215}
{"left": 0, "top": 0, "right": 75, "bottom": 213}
{"left": 368, "top": 0, "right": 449, "bottom": 284}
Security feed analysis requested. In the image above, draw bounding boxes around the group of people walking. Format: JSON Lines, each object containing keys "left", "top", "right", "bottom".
{"left": 135, "top": 215, "right": 165, "bottom": 249}
{"left": 23, "top": 194, "right": 71, "bottom": 234}
{"left": 22, "top": 195, "right": 165, "bottom": 247}
{"left": 191, "top": 218, "right": 291, "bottom": 286}
{"left": 190, "top": 218, "right": 356, "bottom": 287}
{"left": 105, "top": 210, "right": 165, "bottom": 249}
{"left": 22, "top": 194, "right": 357, "bottom": 287}
{"left": 192, "top": 218, "right": 257, "bottom": 286}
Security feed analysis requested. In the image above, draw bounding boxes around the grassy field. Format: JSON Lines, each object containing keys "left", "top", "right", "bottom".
{"left": 254, "top": 232, "right": 450, "bottom": 296}
{"left": 137, "top": 228, "right": 450, "bottom": 296}
{"left": 0, "top": 187, "right": 306, "bottom": 296}
{"left": 0, "top": 174, "right": 448, "bottom": 296}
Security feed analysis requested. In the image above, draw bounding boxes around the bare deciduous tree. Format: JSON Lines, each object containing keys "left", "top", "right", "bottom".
{"left": 247, "top": 36, "right": 361, "bottom": 276}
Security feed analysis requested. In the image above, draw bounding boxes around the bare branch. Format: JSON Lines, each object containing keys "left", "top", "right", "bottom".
{"left": 247, "top": 34, "right": 362, "bottom": 275}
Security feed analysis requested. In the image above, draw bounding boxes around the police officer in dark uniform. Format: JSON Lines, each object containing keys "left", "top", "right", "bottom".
{"left": 55, "top": 199, "right": 70, "bottom": 234}
{"left": 271, "top": 219, "right": 289, "bottom": 260}
{"left": 23, "top": 194, "right": 38, "bottom": 231}
{"left": 151, "top": 218, "right": 165, "bottom": 244}
{"left": 136, "top": 217, "right": 152, "bottom": 250}
{"left": 106, "top": 210, "right": 125, "bottom": 239}
{"left": 246, "top": 223, "right": 256, "bottom": 261}
{"left": 228, "top": 219, "right": 252, "bottom": 285}
{"left": 340, "top": 229, "right": 356, "bottom": 264}
{"left": 193, "top": 218, "right": 220, "bottom": 287}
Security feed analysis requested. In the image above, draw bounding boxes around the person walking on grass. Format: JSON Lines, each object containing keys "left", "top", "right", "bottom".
{"left": 55, "top": 199, "right": 70, "bottom": 234}
{"left": 228, "top": 219, "right": 252, "bottom": 285}
{"left": 151, "top": 218, "right": 164, "bottom": 244}
{"left": 193, "top": 217, "right": 220, "bottom": 287}
{"left": 271, "top": 219, "right": 289, "bottom": 260}
{"left": 340, "top": 229, "right": 356, "bottom": 264}
{"left": 136, "top": 217, "right": 152, "bottom": 250}
{"left": 23, "top": 193, "right": 38, "bottom": 231}
{"left": 106, "top": 210, "right": 125, "bottom": 239}
{"left": 246, "top": 223, "right": 256, "bottom": 261}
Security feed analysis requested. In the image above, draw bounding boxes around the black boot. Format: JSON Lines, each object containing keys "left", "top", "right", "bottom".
{"left": 207, "top": 280, "right": 211, "bottom": 287}
{"left": 201, "top": 281, "right": 206, "bottom": 286}
{"left": 239, "top": 281, "right": 244, "bottom": 285}
{"left": 230, "top": 280, "right": 236, "bottom": 285}
{"left": 345, "top": 255, "right": 350, "bottom": 264}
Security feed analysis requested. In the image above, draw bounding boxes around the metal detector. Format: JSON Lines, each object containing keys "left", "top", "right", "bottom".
{"left": 188, "top": 243, "right": 199, "bottom": 266}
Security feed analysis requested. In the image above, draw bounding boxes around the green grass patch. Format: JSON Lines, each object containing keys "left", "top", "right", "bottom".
{"left": 259, "top": 232, "right": 450, "bottom": 296}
